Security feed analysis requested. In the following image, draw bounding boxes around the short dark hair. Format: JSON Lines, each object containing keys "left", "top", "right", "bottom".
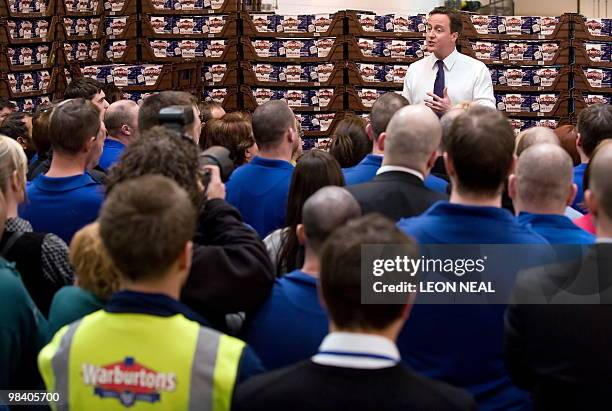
{"left": 0, "top": 112, "right": 31, "bottom": 140}
{"left": 138, "top": 91, "right": 198, "bottom": 133}
{"left": 106, "top": 126, "right": 203, "bottom": 208}
{"left": 204, "top": 112, "right": 255, "bottom": 167}
{"left": 103, "top": 83, "right": 124, "bottom": 104}
{"left": 446, "top": 107, "right": 514, "bottom": 196}
{"left": 32, "top": 103, "right": 55, "bottom": 158}
{"left": 329, "top": 116, "right": 371, "bottom": 168}
{"left": 199, "top": 101, "right": 223, "bottom": 124}
{"left": 370, "top": 93, "right": 409, "bottom": 137}
{"left": 48, "top": 99, "right": 101, "bottom": 155}
{"left": 251, "top": 100, "right": 295, "bottom": 150}
{"left": 577, "top": 104, "right": 612, "bottom": 158}
{"left": 104, "top": 100, "right": 138, "bottom": 136}
{"left": 64, "top": 78, "right": 105, "bottom": 100}
{"left": 429, "top": 6, "right": 463, "bottom": 35}
{"left": 99, "top": 175, "right": 197, "bottom": 282}
{"left": 0, "top": 97, "right": 16, "bottom": 111}
{"left": 320, "top": 214, "right": 417, "bottom": 330}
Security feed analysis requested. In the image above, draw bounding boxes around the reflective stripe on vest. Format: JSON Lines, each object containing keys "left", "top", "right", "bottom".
{"left": 38, "top": 312, "right": 245, "bottom": 411}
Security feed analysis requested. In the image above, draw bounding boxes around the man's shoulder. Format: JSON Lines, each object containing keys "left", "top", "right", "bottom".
{"left": 398, "top": 366, "right": 476, "bottom": 410}
{"left": 455, "top": 50, "right": 488, "bottom": 69}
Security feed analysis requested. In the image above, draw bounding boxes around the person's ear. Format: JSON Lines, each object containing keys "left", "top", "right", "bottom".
{"left": 507, "top": 155, "right": 517, "bottom": 177}
{"left": 585, "top": 189, "right": 597, "bottom": 217}
{"left": 83, "top": 135, "right": 96, "bottom": 153}
{"left": 377, "top": 132, "right": 386, "bottom": 152}
{"left": 426, "top": 150, "right": 437, "bottom": 172}
{"left": 9, "top": 170, "right": 21, "bottom": 194}
{"left": 16, "top": 136, "right": 28, "bottom": 150}
{"left": 508, "top": 174, "right": 517, "bottom": 201}
{"left": 296, "top": 224, "right": 306, "bottom": 246}
{"left": 567, "top": 183, "right": 578, "bottom": 206}
{"left": 576, "top": 133, "right": 583, "bottom": 148}
{"left": 121, "top": 124, "right": 131, "bottom": 136}
{"left": 451, "top": 31, "right": 459, "bottom": 43}
{"left": 365, "top": 123, "right": 375, "bottom": 142}
{"left": 177, "top": 241, "right": 193, "bottom": 282}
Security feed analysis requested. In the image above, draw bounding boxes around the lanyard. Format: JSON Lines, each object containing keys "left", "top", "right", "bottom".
{"left": 317, "top": 350, "right": 399, "bottom": 363}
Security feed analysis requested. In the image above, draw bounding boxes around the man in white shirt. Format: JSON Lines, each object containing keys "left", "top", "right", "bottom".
{"left": 402, "top": 6, "right": 495, "bottom": 115}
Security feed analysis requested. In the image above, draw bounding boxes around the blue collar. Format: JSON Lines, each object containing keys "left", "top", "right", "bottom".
{"left": 360, "top": 154, "right": 383, "bottom": 168}
{"left": 104, "top": 138, "right": 126, "bottom": 149}
{"left": 424, "top": 201, "right": 515, "bottom": 222}
{"left": 517, "top": 212, "right": 582, "bottom": 230}
{"left": 284, "top": 269, "right": 318, "bottom": 287}
{"left": 32, "top": 172, "right": 99, "bottom": 192}
{"left": 105, "top": 290, "right": 210, "bottom": 327}
{"left": 250, "top": 156, "right": 294, "bottom": 170}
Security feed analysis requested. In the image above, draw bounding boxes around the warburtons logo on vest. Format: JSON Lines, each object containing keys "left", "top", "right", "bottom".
{"left": 82, "top": 357, "right": 176, "bottom": 406}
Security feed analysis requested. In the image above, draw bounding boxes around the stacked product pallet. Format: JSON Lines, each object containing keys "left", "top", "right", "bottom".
{"left": 345, "top": 11, "right": 427, "bottom": 116}
{"left": 571, "top": 16, "right": 612, "bottom": 116}
{"left": 240, "top": 12, "right": 346, "bottom": 148}
{"left": 0, "top": 0, "right": 58, "bottom": 110}
{"left": 459, "top": 13, "right": 572, "bottom": 134}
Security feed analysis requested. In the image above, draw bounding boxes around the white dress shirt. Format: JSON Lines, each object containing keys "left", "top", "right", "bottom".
{"left": 312, "top": 332, "right": 401, "bottom": 369}
{"left": 376, "top": 165, "right": 424, "bottom": 181}
{"left": 402, "top": 48, "right": 495, "bottom": 109}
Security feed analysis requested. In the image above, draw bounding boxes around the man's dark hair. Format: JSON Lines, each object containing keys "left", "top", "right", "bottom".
{"left": 106, "top": 126, "right": 202, "bottom": 207}
{"left": 48, "top": 99, "right": 101, "bottom": 155}
{"left": 199, "top": 101, "right": 223, "bottom": 124}
{"left": 0, "top": 97, "right": 16, "bottom": 112}
{"left": 429, "top": 6, "right": 463, "bottom": 35}
{"left": 251, "top": 100, "right": 295, "bottom": 150}
{"left": 577, "top": 104, "right": 612, "bottom": 158}
{"left": 0, "top": 112, "right": 31, "bottom": 139}
{"left": 302, "top": 186, "right": 361, "bottom": 253}
{"left": 99, "top": 175, "right": 197, "bottom": 282}
{"left": 64, "top": 77, "right": 105, "bottom": 100}
{"left": 138, "top": 91, "right": 198, "bottom": 132}
{"left": 104, "top": 100, "right": 138, "bottom": 136}
{"left": 103, "top": 83, "right": 124, "bottom": 104}
{"left": 370, "top": 92, "right": 409, "bottom": 137}
{"left": 320, "top": 214, "right": 417, "bottom": 330}
{"left": 446, "top": 106, "right": 514, "bottom": 196}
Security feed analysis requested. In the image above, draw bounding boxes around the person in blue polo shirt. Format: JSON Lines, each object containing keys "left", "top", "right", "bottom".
{"left": 510, "top": 144, "right": 595, "bottom": 245}
{"left": 98, "top": 100, "right": 139, "bottom": 172}
{"left": 20, "top": 99, "right": 105, "bottom": 244}
{"left": 244, "top": 186, "right": 361, "bottom": 369}
{"left": 343, "top": 92, "right": 448, "bottom": 193}
{"left": 397, "top": 107, "right": 548, "bottom": 411}
{"left": 226, "top": 101, "right": 298, "bottom": 238}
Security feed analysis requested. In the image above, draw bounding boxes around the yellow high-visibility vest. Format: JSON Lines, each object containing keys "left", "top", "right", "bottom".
{"left": 38, "top": 310, "right": 245, "bottom": 411}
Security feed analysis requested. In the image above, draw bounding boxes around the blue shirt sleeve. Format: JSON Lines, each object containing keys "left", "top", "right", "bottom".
{"left": 237, "top": 345, "right": 266, "bottom": 384}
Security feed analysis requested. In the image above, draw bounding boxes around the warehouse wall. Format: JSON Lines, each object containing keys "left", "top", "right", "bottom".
{"left": 514, "top": 0, "right": 578, "bottom": 16}
{"left": 273, "top": 0, "right": 443, "bottom": 15}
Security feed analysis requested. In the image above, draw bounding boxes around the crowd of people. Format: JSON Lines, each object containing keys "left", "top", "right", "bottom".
{"left": 1, "top": 26, "right": 612, "bottom": 411}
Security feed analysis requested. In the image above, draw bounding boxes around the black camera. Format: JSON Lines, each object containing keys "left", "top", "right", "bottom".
{"left": 158, "top": 105, "right": 194, "bottom": 132}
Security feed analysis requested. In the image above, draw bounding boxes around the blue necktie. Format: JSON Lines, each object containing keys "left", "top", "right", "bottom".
{"left": 433, "top": 60, "right": 445, "bottom": 98}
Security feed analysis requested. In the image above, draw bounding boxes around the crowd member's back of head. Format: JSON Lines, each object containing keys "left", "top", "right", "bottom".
{"left": 100, "top": 175, "right": 197, "bottom": 285}
{"left": 347, "top": 105, "right": 447, "bottom": 222}
{"left": 328, "top": 116, "right": 370, "bottom": 168}
{"left": 585, "top": 140, "right": 612, "bottom": 233}
{"left": 265, "top": 150, "right": 344, "bottom": 275}
{"left": 236, "top": 214, "right": 476, "bottom": 411}
{"left": 102, "top": 83, "right": 124, "bottom": 104}
{"left": 0, "top": 135, "right": 73, "bottom": 316}
{"left": 48, "top": 222, "right": 121, "bottom": 335}
{"left": 515, "top": 126, "right": 559, "bottom": 157}
{"left": 106, "top": 125, "right": 203, "bottom": 208}
{"left": 198, "top": 102, "right": 226, "bottom": 148}
{"left": 204, "top": 112, "right": 258, "bottom": 167}
{"left": 0, "top": 97, "right": 16, "bottom": 123}
{"left": 138, "top": 91, "right": 202, "bottom": 143}
{"left": 554, "top": 125, "right": 581, "bottom": 166}
{"left": 227, "top": 100, "right": 298, "bottom": 238}
{"left": 19, "top": 99, "right": 106, "bottom": 244}
{"left": 98, "top": 99, "right": 139, "bottom": 172}
{"left": 64, "top": 77, "right": 109, "bottom": 113}
{"left": 28, "top": 104, "right": 54, "bottom": 179}
{"left": 245, "top": 186, "right": 360, "bottom": 370}
{"left": 0, "top": 112, "right": 35, "bottom": 159}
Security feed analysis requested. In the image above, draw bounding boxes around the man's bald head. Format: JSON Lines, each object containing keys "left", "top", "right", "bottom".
{"left": 251, "top": 100, "right": 296, "bottom": 150}
{"left": 514, "top": 144, "right": 574, "bottom": 213}
{"left": 587, "top": 141, "right": 612, "bottom": 220}
{"left": 384, "top": 105, "right": 441, "bottom": 170}
{"left": 104, "top": 100, "right": 139, "bottom": 139}
{"left": 369, "top": 92, "right": 409, "bottom": 137}
{"left": 515, "top": 127, "right": 559, "bottom": 157}
{"left": 302, "top": 186, "right": 361, "bottom": 253}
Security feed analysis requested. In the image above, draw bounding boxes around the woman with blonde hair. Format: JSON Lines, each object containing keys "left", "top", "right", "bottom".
{"left": 48, "top": 222, "right": 122, "bottom": 335}
{"left": 0, "top": 135, "right": 73, "bottom": 316}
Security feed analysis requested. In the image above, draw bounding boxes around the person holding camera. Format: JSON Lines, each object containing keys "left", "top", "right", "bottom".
{"left": 106, "top": 124, "right": 274, "bottom": 332}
